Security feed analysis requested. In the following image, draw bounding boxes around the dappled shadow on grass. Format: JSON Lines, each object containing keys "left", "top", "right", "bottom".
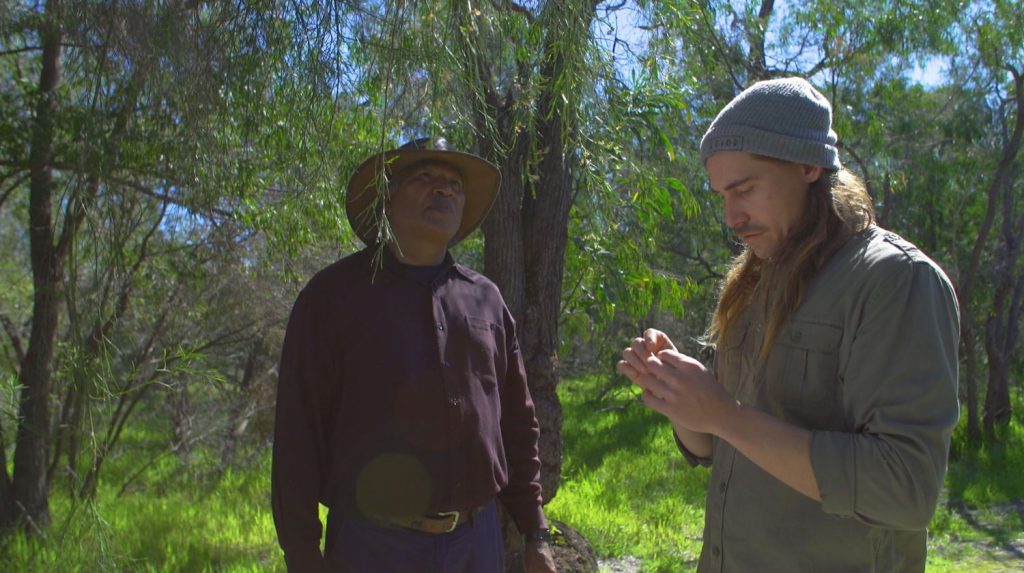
{"left": 929, "top": 405, "right": 1024, "bottom": 571}
{"left": 558, "top": 375, "right": 710, "bottom": 510}
{"left": 552, "top": 375, "right": 708, "bottom": 571}
{"left": 948, "top": 501, "right": 1024, "bottom": 561}
{"left": 945, "top": 440, "right": 1024, "bottom": 505}
{"left": 559, "top": 376, "right": 669, "bottom": 474}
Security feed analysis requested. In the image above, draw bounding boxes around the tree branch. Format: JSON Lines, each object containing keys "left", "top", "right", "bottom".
{"left": 662, "top": 243, "right": 725, "bottom": 282}
{"left": 0, "top": 313, "right": 25, "bottom": 367}
{"left": 0, "top": 45, "right": 42, "bottom": 57}
{"left": 697, "top": 2, "right": 742, "bottom": 91}
{"left": 838, "top": 141, "right": 877, "bottom": 205}
{"left": 490, "top": 0, "right": 534, "bottom": 22}
{"left": 0, "top": 173, "right": 29, "bottom": 213}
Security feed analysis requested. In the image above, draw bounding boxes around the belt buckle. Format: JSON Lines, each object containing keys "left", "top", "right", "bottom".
{"left": 437, "top": 510, "right": 460, "bottom": 533}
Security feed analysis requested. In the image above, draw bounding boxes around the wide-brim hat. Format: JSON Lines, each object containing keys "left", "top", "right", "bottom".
{"left": 345, "top": 137, "right": 501, "bottom": 246}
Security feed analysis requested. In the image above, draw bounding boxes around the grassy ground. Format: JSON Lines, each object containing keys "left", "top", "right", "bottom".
{"left": 2, "top": 375, "right": 1022, "bottom": 572}
{"left": 547, "top": 375, "right": 1024, "bottom": 573}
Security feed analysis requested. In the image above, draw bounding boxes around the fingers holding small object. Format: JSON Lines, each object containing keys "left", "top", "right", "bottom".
{"left": 616, "top": 359, "right": 640, "bottom": 381}
{"left": 656, "top": 349, "right": 705, "bottom": 372}
{"left": 643, "top": 328, "right": 677, "bottom": 353}
{"left": 629, "top": 337, "right": 654, "bottom": 362}
{"left": 622, "top": 341, "right": 656, "bottom": 376}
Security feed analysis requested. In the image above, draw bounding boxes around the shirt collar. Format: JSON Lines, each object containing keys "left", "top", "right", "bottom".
{"left": 371, "top": 244, "right": 478, "bottom": 284}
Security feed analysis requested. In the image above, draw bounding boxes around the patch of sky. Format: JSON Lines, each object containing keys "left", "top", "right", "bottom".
{"left": 908, "top": 57, "right": 948, "bottom": 87}
{"left": 592, "top": 1, "right": 651, "bottom": 86}
{"left": 159, "top": 200, "right": 209, "bottom": 245}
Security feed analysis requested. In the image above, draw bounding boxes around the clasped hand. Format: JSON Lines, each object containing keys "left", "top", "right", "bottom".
{"left": 617, "top": 328, "right": 735, "bottom": 435}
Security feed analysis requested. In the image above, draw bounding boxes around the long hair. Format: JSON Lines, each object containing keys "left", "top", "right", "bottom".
{"left": 708, "top": 165, "right": 874, "bottom": 356}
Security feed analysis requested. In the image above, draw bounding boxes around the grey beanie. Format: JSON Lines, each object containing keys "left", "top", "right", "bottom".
{"left": 700, "top": 77, "right": 842, "bottom": 170}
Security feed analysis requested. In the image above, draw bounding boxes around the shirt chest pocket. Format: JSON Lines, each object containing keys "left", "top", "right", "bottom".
{"left": 766, "top": 320, "right": 844, "bottom": 428}
{"left": 716, "top": 319, "right": 750, "bottom": 395}
{"left": 453, "top": 316, "right": 501, "bottom": 391}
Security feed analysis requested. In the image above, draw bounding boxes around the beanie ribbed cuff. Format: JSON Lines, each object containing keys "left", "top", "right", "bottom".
{"left": 701, "top": 124, "right": 841, "bottom": 170}
{"left": 699, "top": 77, "right": 842, "bottom": 171}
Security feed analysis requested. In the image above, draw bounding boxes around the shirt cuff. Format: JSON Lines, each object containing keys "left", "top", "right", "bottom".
{"left": 283, "top": 545, "right": 329, "bottom": 573}
{"left": 675, "top": 429, "right": 712, "bottom": 467}
{"left": 810, "top": 430, "right": 856, "bottom": 518}
{"left": 506, "top": 501, "right": 547, "bottom": 535}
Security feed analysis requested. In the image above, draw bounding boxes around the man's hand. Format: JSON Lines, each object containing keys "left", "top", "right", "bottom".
{"left": 523, "top": 539, "right": 556, "bottom": 573}
{"left": 618, "top": 327, "right": 678, "bottom": 393}
{"left": 640, "top": 349, "right": 737, "bottom": 434}
{"left": 618, "top": 329, "right": 735, "bottom": 434}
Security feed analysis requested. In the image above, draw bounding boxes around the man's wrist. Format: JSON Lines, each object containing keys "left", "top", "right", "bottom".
{"left": 524, "top": 527, "right": 552, "bottom": 544}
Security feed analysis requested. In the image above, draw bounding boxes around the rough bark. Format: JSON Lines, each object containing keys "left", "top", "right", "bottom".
{"left": 457, "top": 2, "right": 596, "bottom": 570}
{"left": 4, "top": 1, "right": 64, "bottom": 534}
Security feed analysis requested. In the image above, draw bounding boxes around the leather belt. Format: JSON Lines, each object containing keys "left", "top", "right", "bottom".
{"left": 377, "top": 506, "right": 485, "bottom": 534}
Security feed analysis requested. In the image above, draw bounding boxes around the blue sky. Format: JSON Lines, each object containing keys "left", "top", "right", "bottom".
{"left": 596, "top": 1, "right": 948, "bottom": 89}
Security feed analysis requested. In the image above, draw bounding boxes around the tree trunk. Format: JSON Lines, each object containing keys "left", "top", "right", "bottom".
{"left": 957, "top": 66, "right": 1024, "bottom": 445}
{"left": 961, "top": 325, "right": 981, "bottom": 443}
{"left": 518, "top": 66, "right": 576, "bottom": 502}
{"left": 983, "top": 317, "right": 1012, "bottom": 436}
{"left": 4, "top": 1, "right": 64, "bottom": 535}
{"left": 456, "top": 2, "right": 596, "bottom": 569}
{"left": 981, "top": 66, "right": 1024, "bottom": 440}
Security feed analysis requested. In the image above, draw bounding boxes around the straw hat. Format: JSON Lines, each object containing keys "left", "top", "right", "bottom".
{"left": 345, "top": 137, "right": 501, "bottom": 246}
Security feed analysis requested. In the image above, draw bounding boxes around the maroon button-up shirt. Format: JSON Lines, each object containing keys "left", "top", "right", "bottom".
{"left": 271, "top": 246, "right": 546, "bottom": 569}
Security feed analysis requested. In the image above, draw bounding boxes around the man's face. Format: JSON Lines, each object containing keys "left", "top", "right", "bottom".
{"left": 386, "top": 160, "right": 465, "bottom": 247}
{"left": 705, "top": 151, "right": 821, "bottom": 260}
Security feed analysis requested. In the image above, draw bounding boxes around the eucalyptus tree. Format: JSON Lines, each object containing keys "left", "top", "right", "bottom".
{"left": 947, "top": 0, "right": 1024, "bottom": 441}
{"left": 0, "top": 0, "right": 367, "bottom": 534}
{"left": 347, "top": 0, "right": 688, "bottom": 493}
{"left": 630, "top": 0, "right": 964, "bottom": 349}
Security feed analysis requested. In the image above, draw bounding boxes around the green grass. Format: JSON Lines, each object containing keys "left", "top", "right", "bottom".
{"left": 2, "top": 457, "right": 285, "bottom": 572}
{"left": 546, "top": 375, "right": 707, "bottom": 572}
{"left": 548, "top": 376, "right": 1024, "bottom": 573}
{"left": 2, "top": 378, "right": 1023, "bottom": 572}
{"left": 924, "top": 406, "right": 1024, "bottom": 573}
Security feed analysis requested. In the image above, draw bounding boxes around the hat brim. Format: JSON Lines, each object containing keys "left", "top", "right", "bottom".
{"left": 346, "top": 148, "right": 500, "bottom": 246}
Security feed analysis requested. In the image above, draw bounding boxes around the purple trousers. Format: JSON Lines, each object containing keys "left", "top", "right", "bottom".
{"left": 324, "top": 501, "right": 504, "bottom": 573}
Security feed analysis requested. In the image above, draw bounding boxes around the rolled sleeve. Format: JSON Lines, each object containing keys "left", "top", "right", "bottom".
{"left": 675, "top": 430, "right": 712, "bottom": 467}
{"left": 811, "top": 258, "right": 959, "bottom": 530}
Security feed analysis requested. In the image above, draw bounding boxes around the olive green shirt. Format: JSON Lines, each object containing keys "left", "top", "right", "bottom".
{"left": 681, "top": 226, "right": 960, "bottom": 572}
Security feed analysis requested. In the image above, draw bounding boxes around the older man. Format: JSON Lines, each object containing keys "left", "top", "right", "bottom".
{"left": 273, "top": 138, "right": 556, "bottom": 572}
{"left": 620, "top": 78, "right": 960, "bottom": 572}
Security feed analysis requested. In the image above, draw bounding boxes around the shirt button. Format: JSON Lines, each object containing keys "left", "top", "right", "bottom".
{"left": 449, "top": 397, "right": 460, "bottom": 406}
{"left": 712, "top": 545, "right": 721, "bottom": 557}
{"left": 437, "top": 323, "right": 445, "bottom": 331}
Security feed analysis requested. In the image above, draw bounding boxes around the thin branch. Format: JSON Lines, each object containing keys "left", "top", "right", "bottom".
{"left": 0, "top": 159, "right": 235, "bottom": 219}
{"left": 0, "top": 313, "right": 25, "bottom": 367}
{"left": 838, "top": 141, "right": 877, "bottom": 203}
{"left": 489, "top": 0, "right": 534, "bottom": 22}
{"left": 697, "top": 2, "right": 742, "bottom": 91}
{"left": 0, "top": 45, "right": 42, "bottom": 57}
{"left": 662, "top": 243, "right": 725, "bottom": 282}
{"left": 0, "top": 173, "right": 29, "bottom": 213}
{"left": 106, "top": 175, "right": 234, "bottom": 218}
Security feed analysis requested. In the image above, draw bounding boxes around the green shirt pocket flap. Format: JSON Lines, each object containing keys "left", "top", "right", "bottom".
{"left": 780, "top": 321, "right": 842, "bottom": 353}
